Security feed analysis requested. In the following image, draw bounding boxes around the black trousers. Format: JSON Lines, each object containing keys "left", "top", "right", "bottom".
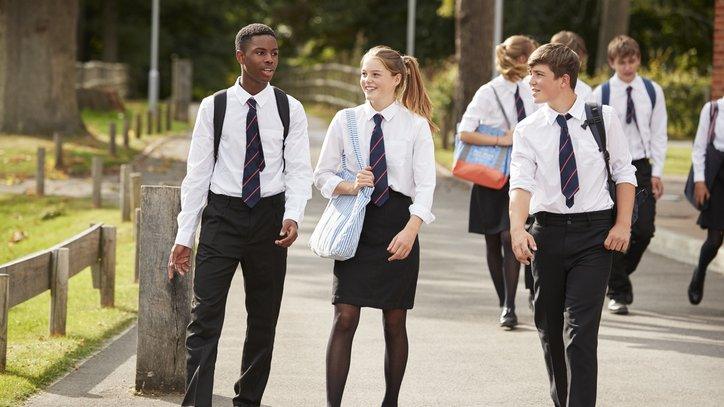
{"left": 530, "top": 210, "right": 613, "bottom": 407}
{"left": 182, "top": 192, "right": 287, "bottom": 407}
{"left": 608, "top": 158, "right": 656, "bottom": 304}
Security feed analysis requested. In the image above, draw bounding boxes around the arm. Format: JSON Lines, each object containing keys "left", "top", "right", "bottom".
{"left": 276, "top": 100, "right": 313, "bottom": 248}
{"left": 604, "top": 108, "right": 637, "bottom": 252}
{"left": 692, "top": 103, "right": 712, "bottom": 206}
{"left": 508, "top": 125, "right": 538, "bottom": 265}
{"left": 649, "top": 84, "right": 668, "bottom": 198}
{"left": 459, "top": 129, "right": 513, "bottom": 146}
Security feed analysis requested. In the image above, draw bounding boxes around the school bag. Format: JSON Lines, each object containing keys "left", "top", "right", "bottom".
{"left": 452, "top": 87, "right": 512, "bottom": 189}
{"left": 584, "top": 102, "right": 645, "bottom": 224}
{"left": 308, "top": 109, "right": 372, "bottom": 260}
{"left": 601, "top": 78, "right": 656, "bottom": 111}
{"left": 684, "top": 101, "right": 724, "bottom": 210}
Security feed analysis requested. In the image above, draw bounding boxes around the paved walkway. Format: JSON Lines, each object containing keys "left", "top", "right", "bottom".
{"left": 22, "top": 117, "right": 724, "bottom": 406}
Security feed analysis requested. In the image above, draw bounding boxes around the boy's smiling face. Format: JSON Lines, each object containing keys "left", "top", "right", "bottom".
{"left": 528, "top": 63, "right": 568, "bottom": 104}
{"left": 609, "top": 54, "right": 640, "bottom": 83}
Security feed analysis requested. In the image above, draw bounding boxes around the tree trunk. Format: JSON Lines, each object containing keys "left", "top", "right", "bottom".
{"left": 102, "top": 0, "right": 118, "bottom": 62}
{"left": 454, "top": 0, "right": 495, "bottom": 126}
{"left": 0, "top": 0, "right": 86, "bottom": 136}
{"left": 595, "top": 0, "right": 631, "bottom": 71}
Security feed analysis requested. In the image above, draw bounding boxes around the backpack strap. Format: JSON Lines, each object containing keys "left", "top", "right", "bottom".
{"left": 601, "top": 81, "right": 611, "bottom": 106}
{"left": 642, "top": 77, "right": 656, "bottom": 109}
{"left": 273, "top": 86, "right": 290, "bottom": 172}
{"left": 213, "top": 90, "right": 228, "bottom": 163}
{"left": 584, "top": 102, "right": 614, "bottom": 185}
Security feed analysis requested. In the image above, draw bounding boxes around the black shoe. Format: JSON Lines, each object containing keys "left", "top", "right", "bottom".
{"left": 500, "top": 307, "right": 518, "bottom": 329}
{"left": 688, "top": 267, "right": 705, "bottom": 305}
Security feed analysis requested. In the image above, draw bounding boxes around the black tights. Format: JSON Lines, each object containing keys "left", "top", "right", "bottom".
{"left": 326, "top": 304, "right": 408, "bottom": 407}
{"left": 484, "top": 231, "right": 521, "bottom": 309}
{"left": 698, "top": 229, "right": 724, "bottom": 275}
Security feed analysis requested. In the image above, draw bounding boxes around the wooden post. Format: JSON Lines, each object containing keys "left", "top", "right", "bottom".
{"left": 156, "top": 106, "right": 162, "bottom": 134}
{"left": 136, "top": 113, "right": 142, "bottom": 139}
{"left": 134, "top": 207, "right": 141, "bottom": 283}
{"left": 172, "top": 57, "right": 193, "bottom": 122}
{"left": 0, "top": 274, "right": 8, "bottom": 372}
{"left": 91, "top": 156, "right": 103, "bottom": 208}
{"left": 36, "top": 147, "right": 45, "bottom": 196}
{"left": 120, "top": 164, "right": 131, "bottom": 222}
{"left": 136, "top": 186, "right": 190, "bottom": 392}
{"left": 90, "top": 223, "right": 101, "bottom": 290}
{"left": 109, "top": 122, "right": 117, "bottom": 156}
{"left": 147, "top": 110, "right": 153, "bottom": 135}
{"left": 99, "top": 225, "right": 116, "bottom": 308}
{"left": 166, "top": 102, "right": 173, "bottom": 131}
{"left": 122, "top": 116, "right": 130, "bottom": 148}
{"left": 49, "top": 248, "right": 69, "bottom": 336}
{"left": 53, "top": 132, "right": 63, "bottom": 169}
{"left": 130, "top": 173, "right": 142, "bottom": 215}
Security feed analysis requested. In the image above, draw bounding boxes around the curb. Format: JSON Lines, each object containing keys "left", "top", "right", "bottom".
{"left": 434, "top": 164, "right": 724, "bottom": 275}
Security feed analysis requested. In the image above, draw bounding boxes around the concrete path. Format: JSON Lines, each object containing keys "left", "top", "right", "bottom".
{"left": 23, "top": 116, "right": 724, "bottom": 406}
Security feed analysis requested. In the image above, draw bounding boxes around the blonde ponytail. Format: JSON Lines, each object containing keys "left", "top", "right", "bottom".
{"left": 496, "top": 35, "right": 538, "bottom": 82}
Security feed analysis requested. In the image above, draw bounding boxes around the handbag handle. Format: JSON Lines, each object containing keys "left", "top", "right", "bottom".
{"left": 344, "top": 109, "right": 366, "bottom": 170}
{"left": 491, "top": 86, "right": 512, "bottom": 130}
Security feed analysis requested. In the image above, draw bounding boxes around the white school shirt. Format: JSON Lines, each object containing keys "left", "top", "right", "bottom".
{"left": 692, "top": 98, "right": 724, "bottom": 182}
{"left": 313, "top": 101, "right": 436, "bottom": 224}
{"left": 575, "top": 79, "right": 593, "bottom": 102}
{"left": 459, "top": 75, "right": 538, "bottom": 132}
{"left": 592, "top": 74, "right": 668, "bottom": 177}
{"left": 510, "top": 95, "right": 637, "bottom": 214}
{"left": 174, "top": 80, "right": 313, "bottom": 248}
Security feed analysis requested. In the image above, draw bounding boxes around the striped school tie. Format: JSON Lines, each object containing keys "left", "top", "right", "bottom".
{"left": 242, "top": 98, "right": 265, "bottom": 208}
{"left": 515, "top": 85, "right": 526, "bottom": 122}
{"left": 556, "top": 114, "right": 578, "bottom": 208}
{"left": 370, "top": 113, "right": 389, "bottom": 206}
{"left": 625, "top": 86, "right": 637, "bottom": 126}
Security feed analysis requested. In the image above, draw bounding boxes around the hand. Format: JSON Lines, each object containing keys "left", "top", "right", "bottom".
{"left": 499, "top": 130, "right": 514, "bottom": 146}
{"left": 511, "top": 228, "right": 536, "bottom": 265}
{"left": 275, "top": 219, "right": 298, "bottom": 247}
{"left": 604, "top": 222, "right": 631, "bottom": 253}
{"left": 694, "top": 181, "right": 710, "bottom": 207}
{"left": 387, "top": 225, "right": 418, "bottom": 261}
{"left": 651, "top": 177, "right": 664, "bottom": 200}
{"left": 353, "top": 166, "right": 374, "bottom": 193}
{"left": 167, "top": 244, "right": 192, "bottom": 280}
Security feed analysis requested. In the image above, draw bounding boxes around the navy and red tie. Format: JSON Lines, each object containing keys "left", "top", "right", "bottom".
{"left": 625, "top": 86, "right": 637, "bottom": 126}
{"left": 556, "top": 114, "right": 578, "bottom": 208}
{"left": 514, "top": 85, "right": 526, "bottom": 123}
{"left": 242, "top": 98, "right": 265, "bottom": 207}
{"left": 370, "top": 113, "right": 389, "bottom": 206}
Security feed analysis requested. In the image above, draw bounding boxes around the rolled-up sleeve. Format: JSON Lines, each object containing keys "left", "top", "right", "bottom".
{"left": 175, "top": 97, "right": 215, "bottom": 248}
{"left": 509, "top": 125, "right": 537, "bottom": 194}
{"left": 605, "top": 107, "right": 638, "bottom": 186}
{"left": 409, "top": 120, "right": 436, "bottom": 224}
{"left": 282, "top": 99, "right": 313, "bottom": 225}
{"left": 459, "top": 85, "right": 490, "bottom": 132}
{"left": 649, "top": 84, "right": 668, "bottom": 177}
{"left": 313, "top": 111, "right": 345, "bottom": 199}
{"left": 692, "top": 103, "right": 711, "bottom": 182}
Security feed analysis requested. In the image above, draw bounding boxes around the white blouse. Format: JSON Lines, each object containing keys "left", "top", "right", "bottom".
{"left": 459, "top": 75, "right": 538, "bottom": 133}
{"left": 692, "top": 98, "right": 724, "bottom": 182}
{"left": 314, "top": 101, "right": 436, "bottom": 224}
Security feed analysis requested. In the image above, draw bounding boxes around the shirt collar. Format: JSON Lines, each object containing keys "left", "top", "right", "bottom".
{"left": 542, "top": 95, "right": 586, "bottom": 125}
{"left": 233, "top": 77, "right": 272, "bottom": 107}
{"left": 492, "top": 75, "right": 519, "bottom": 92}
{"left": 363, "top": 100, "right": 401, "bottom": 122}
{"left": 609, "top": 73, "right": 640, "bottom": 88}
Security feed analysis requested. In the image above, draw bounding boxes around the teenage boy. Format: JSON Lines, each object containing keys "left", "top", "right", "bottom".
{"left": 510, "top": 43, "right": 636, "bottom": 407}
{"left": 593, "top": 35, "right": 668, "bottom": 315}
{"left": 167, "top": 23, "right": 313, "bottom": 407}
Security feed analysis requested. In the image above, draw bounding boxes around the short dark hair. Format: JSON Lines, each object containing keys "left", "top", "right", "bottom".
{"left": 527, "top": 43, "right": 580, "bottom": 90}
{"left": 607, "top": 35, "right": 640, "bottom": 62}
{"left": 235, "top": 23, "right": 276, "bottom": 51}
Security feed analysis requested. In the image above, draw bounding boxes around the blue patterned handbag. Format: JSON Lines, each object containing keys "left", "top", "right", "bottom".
{"left": 309, "top": 109, "right": 373, "bottom": 260}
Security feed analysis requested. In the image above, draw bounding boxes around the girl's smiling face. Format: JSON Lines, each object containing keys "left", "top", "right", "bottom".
{"left": 360, "top": 56, "right": 401, "bottom": 104}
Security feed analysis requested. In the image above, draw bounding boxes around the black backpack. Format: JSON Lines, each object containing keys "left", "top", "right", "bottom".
{"left": 212, "top": 87, "right": 290, "bottom": 171}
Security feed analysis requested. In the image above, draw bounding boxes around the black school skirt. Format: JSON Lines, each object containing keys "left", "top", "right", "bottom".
{"left": 333, "top": 190, "right": 420, "bottom": 310}
{"left": 698, "top": 162, "right": 724, "bottom": 230}
{"left": 468, "top": 181, "right": 510, "bottom": 235}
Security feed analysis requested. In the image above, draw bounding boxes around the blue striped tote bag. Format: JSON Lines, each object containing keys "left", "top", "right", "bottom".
{"left": 309, "top": 109, "right": 372, "bottom": 260}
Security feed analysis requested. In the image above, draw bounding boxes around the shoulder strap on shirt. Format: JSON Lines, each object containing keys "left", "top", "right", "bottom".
{"left": 601, "top": 81, "right": 610, "bottom": 106}
{"left": 641, "top": 77, "right": 657, "bottom": 109}
{"left": 490, "top": 86, "right": 512, "bottom": 129}
{"left": 585, "top": 102, "right": 613, "bottom": 183}
{"left": 213, "top": 89, "right": 228, "bottom": 163}
{"left": 273, "top": 86, "right": 290, "bottom": 172}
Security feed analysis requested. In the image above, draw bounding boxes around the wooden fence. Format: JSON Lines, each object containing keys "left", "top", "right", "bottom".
{"left": 279, "top": 63, "right": 363, "bottom": 110}
{"left": 0, "top": 223, "right": 116, "bottom": 372}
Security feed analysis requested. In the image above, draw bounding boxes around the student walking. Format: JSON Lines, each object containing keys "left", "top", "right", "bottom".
{"left": 688, "top": 97, "right": 724, "bottom": 305}
{"left": 167, "top": 23, "right": 313, "bottom": 407}
{"left": 510, "top": 43, "right": 636, "bottom": 407}
{"left": 458, "top": 35, "right": 538, "bottom": 328}
{"left": 592, "top": 35, "right": 668, "bottom": 315}
{"left": 313, "top": 46, "right": 436, "bottom": 407}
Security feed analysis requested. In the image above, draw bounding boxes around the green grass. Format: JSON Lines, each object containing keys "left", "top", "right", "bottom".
{"left": 0, "top": 100, "right": 190, "bottom": 183}
{"left": 0, "top": 194, "right": 138, "bottom": 406}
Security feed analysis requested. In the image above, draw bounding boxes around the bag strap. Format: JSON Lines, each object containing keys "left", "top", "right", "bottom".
{"left": 273, "top": 86, "right": 290, "bottom": 172}
{"left": 212, "top": 90, "right": 227, "bottom": 163}
{"left": 601, "top": 81, "right": 610, "bottom": 106}
{"left": 708, "top": 100, "right": 719, "bottom": 144}
{"left": 642, "top": 77, "right": 657, "bottom": 109}
{"left": 344, "top": 109, "right": 365, "bottom": 170}
{"left": 585, "top": 102, "right": 614, "bottom": 185}
{"left": 490, "top": 86, "right": 513, "bottom": 130}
